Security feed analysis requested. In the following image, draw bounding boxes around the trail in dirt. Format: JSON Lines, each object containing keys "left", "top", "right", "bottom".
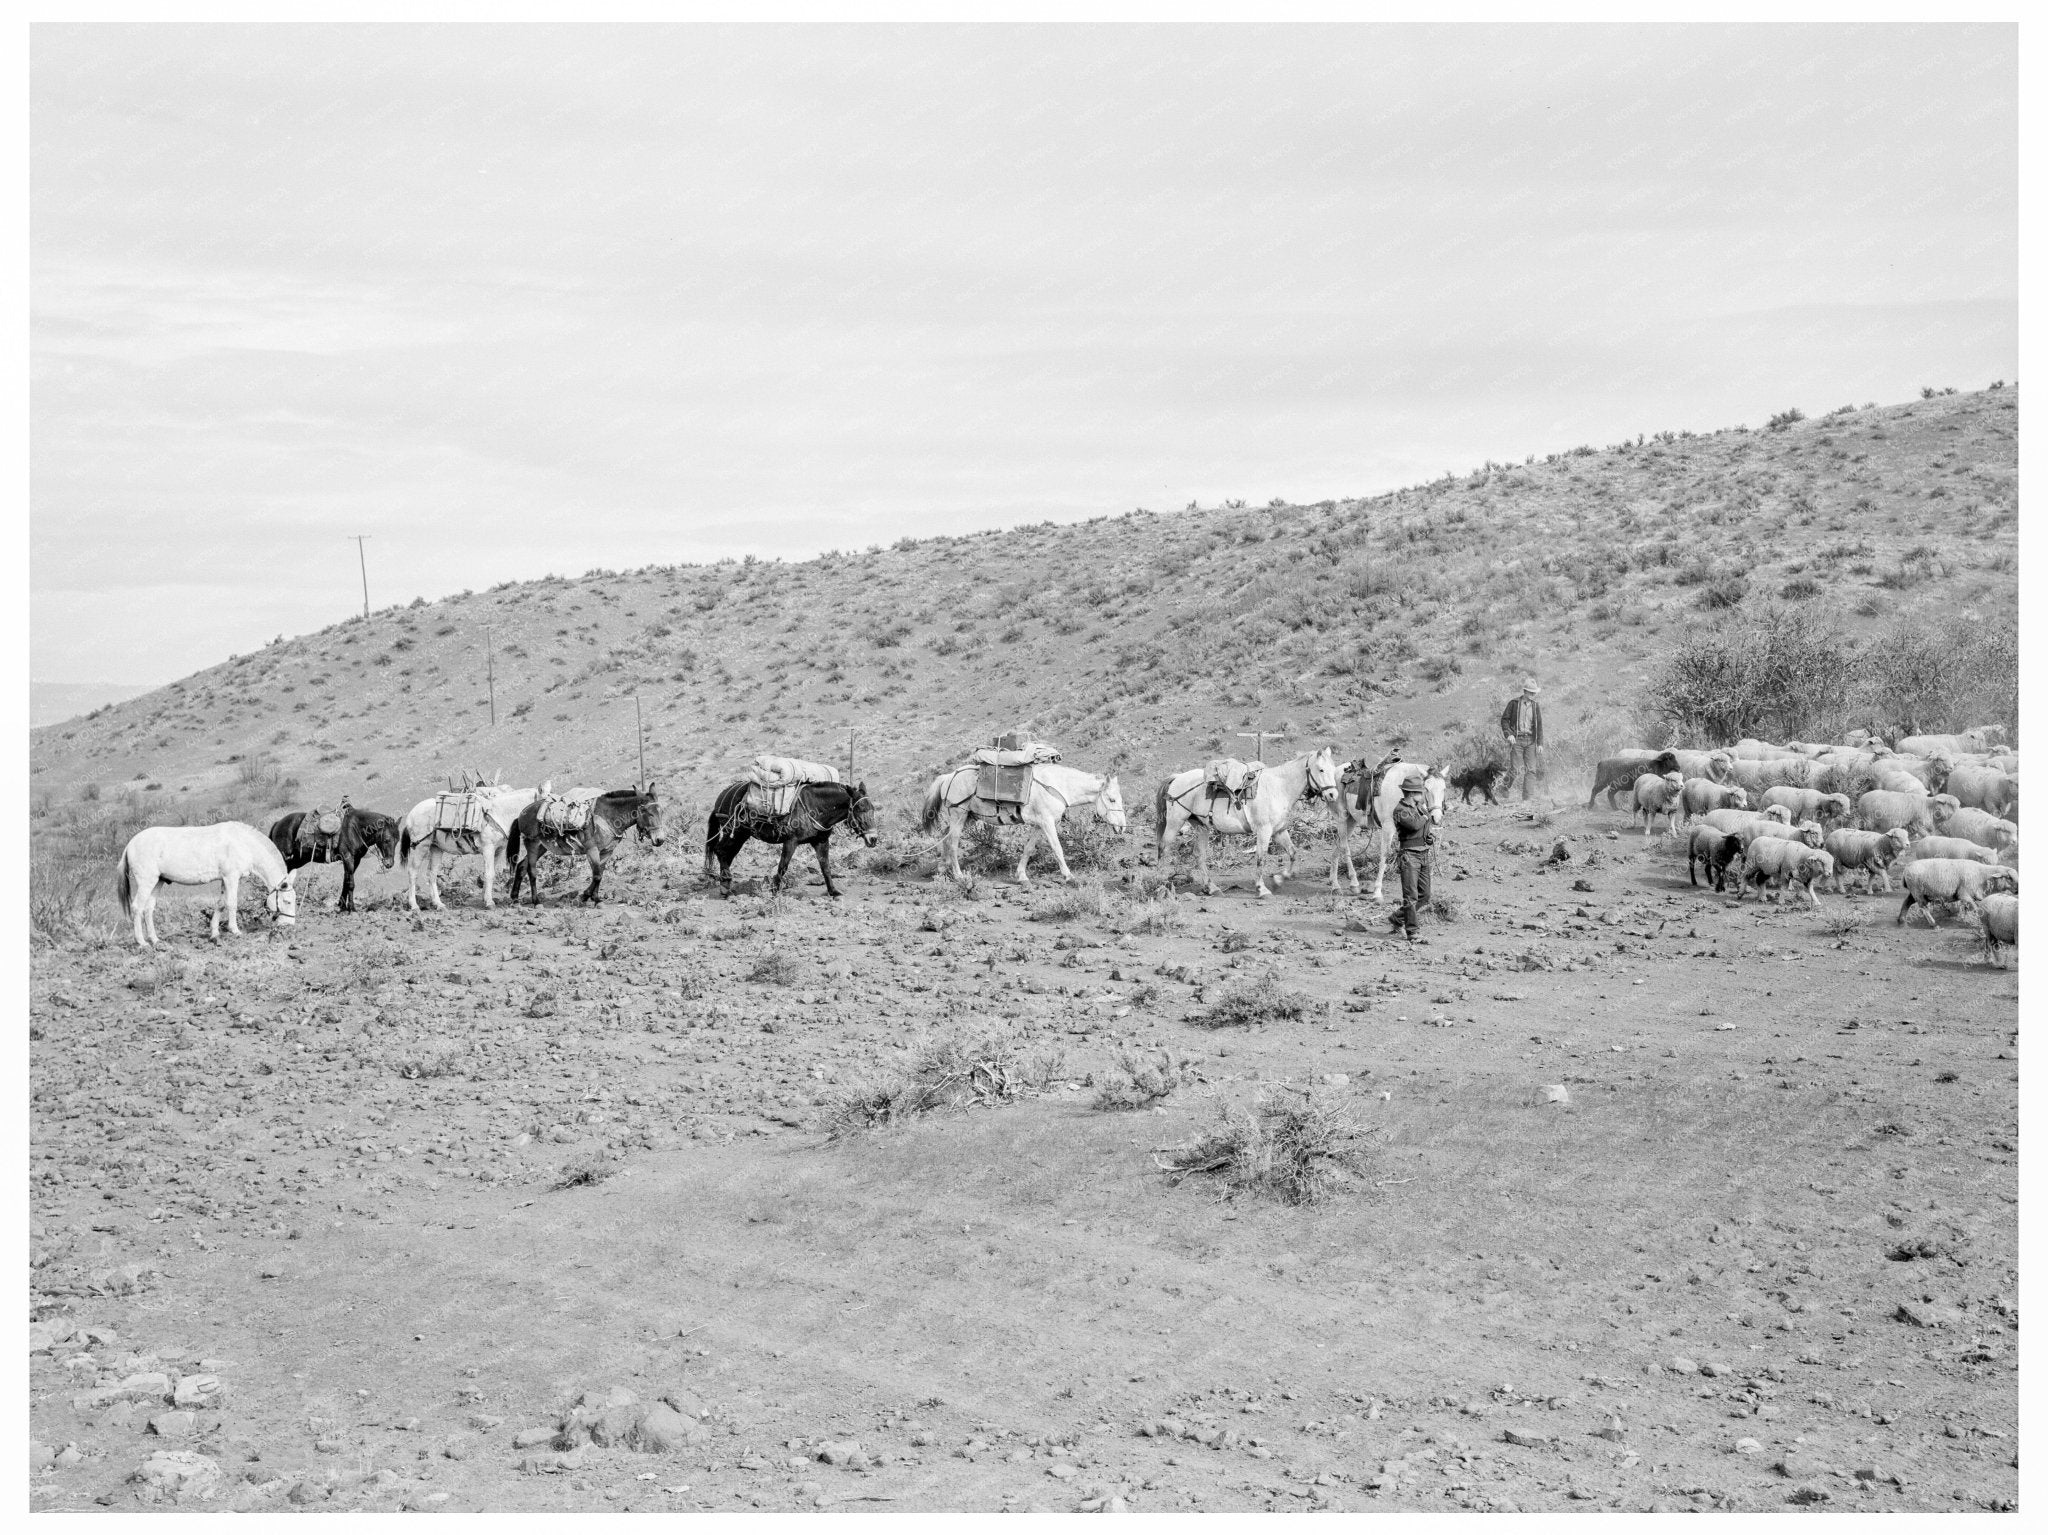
{"left": 29, "top": 804, "right": 2017, "bottom": 1511}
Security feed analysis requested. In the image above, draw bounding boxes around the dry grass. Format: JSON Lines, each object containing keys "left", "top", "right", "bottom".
{"left": 1157, "top": 1089, "right": 1378, "bottom": 1204}
{"left": 1092, "top": 1049, "right": 1196, "bottom": 1110}
{"left": 552, "top": 1151, "right": 620, "bottom": 1189}
{"left": 828, "top": 1031, "right": 1064, "bottom": 1137}
{"left": 1197, "top": 968, "right": 1319, "bottom": 1028}
{"left": 748, "top": 950, "right": 804, "bottom": 986}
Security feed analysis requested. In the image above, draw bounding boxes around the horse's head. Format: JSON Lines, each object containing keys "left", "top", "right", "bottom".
{"left": 367, "top": 812, "right": 401, "bottom": 870}
{"left": 1306, "top": 746, "right": 1341, "bottom": 801}
{"left": 847, "top": 781, "right": 880, "bottom": 847}
{"left": 1424, "top": 766, "right": 1448, "bottom": 823}
{"left": 267, "top": 879, "right": 298, "bottom": 927}
{"left": 635, "top": 783, "right": 666, "bottom": 847}
{"left": 1095, "top": 775, "right": 1127, "bottom": 830}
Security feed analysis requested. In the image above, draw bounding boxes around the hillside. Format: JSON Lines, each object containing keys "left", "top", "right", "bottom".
{"left": 28, "top": 387, "right": 2019, "bottom": 829}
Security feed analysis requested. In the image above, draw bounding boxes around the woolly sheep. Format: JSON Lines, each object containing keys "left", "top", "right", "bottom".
{"left": 1677, "top": 777, "right": 1748, "bottom": 825}
{"left": 1943, "top": 764, "right": 2018, "bottom": 820}
{"left": 1858, "top": 790, "right": 1940, "bottom": 839}
{"left": 1670, "top": 749, "right": 1735, "bottom": 784}
{"left": 1898, "top": 836, "right": 2004, "bottom": 867}
{"left": 1742, "top": 839, "right": 1835, "bottom": 908}
{"left": 1686, "top": 828, "right": 1746, "bottom": 893}
{"left": 1758, "top": 786, "right": 1852, "bottom": 826}
{"left": 1932, "top": 805, "right": 2018, "bottom": 853}
{"left": 1701, "top": 806, "right": 1795, "bottom": 848}
{"left": 1896, "top": 859, "right": 2018, "bottom": 927}
{"left": 1879, "top": 754, "right": 1952, "bottom": 793}
{"left": 1731, "top": 738, "right": 1802, "bottom": 760}
{"left": 1823, "top": 827, "right": 1911, "bottom": 894}
{"left": 1750, "top": 819, "right": 1826, "bottom": 851}
{"left": 1978, "top": 893, "right": 2018, "bottom": 965}
{"left": 1587, "top": 750, "right": 1679, "bottom": 809}
{"left": 1632, "top": 771, "right": 1686, "bottom": 838}
{"left": 1898, "top": 728, "right": 2003, "bottom": 757}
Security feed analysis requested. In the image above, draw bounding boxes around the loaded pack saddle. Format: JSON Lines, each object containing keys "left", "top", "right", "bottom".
{"left": 297, "top": 797, "right": 350, "bottom": 860}
{"left": 969, "top": 731, "right": 1060, "bottom": 823}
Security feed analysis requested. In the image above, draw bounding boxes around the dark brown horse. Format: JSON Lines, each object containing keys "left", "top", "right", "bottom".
{"left": 503, "top": 785, "right": 665, "bottom": 906}
{"left": 704, "top": 780, "right": 878, "bottom": 898}
{"left": 267, "top": 806, "right": 403, "bottom": 913}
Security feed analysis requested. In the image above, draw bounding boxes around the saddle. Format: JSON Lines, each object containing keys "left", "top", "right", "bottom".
{"left": 297, "top": 799, "right": 348, "bottom": 859}
{"left": 974, "top": 762, "right": 1036, "bottom": 810}
{"left": 1354, "top": 752, "right": 1403, "bottom": 824}
{"left": 431, "top": 790, "right": 488, "bottom": 852}
{"left": 537, "top": 787, "right": 600, "bottom": 835}
{"left": 1206, "top": 757, "right": 1261, "bottom": 800}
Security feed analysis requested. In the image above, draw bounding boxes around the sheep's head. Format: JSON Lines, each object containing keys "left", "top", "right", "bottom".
{"left": 1726, "top": 787, "right": 1749, "bottom": 810}
{"left": 1823, "top": 793, "right": 1851, "bottom": 820}
{"left": 1883, "top": 827, "right": 1912, "bottom": 856}
{"left": 1931, "top": 794, "right": 1961, "bottom": 820}
{"left": 1795, "top": 821, "right": 1824, "bottom": 847}
{"left": 1987, "top": 869, "right": 2019, "bottom": 896}
{"left": 1763, "top": 804, "right": 1792, "bottom": 823}
{"left": 1707, "top": 750, "right": 1733, "bottom": 781}
{"left": 1800, "top": 849, "right": 1834, "bottom": 879}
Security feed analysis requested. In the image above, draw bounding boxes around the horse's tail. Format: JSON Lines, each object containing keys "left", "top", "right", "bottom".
{"left": 919, "top": 774, "right": 948, "bottom": 833}
{"left": 398, "top": 823, "right": 414, "bottom": 867}
{"left": 1154, "top": 776, "right": 1171, "bottom": 859}
{"left": 504, "top": 813, "right": 524, "bottom": 868}
{"left": 116, "top": 850, "right": 133, "bottom": 918}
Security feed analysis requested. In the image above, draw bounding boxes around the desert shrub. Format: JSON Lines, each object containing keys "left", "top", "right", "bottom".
{"left": 1029, "top": 879, "right": 1112, "bottom": 923}
{"left": 1860, "top": 613, "right": 2018, "bottom": 739}
{"left": 1157, "top": 1090, "right": 1378, "bottom": 1204}
{"left": 1695, "top": 574, "right": 1747, "bottom": 610}
{"left": 1093, "top": 1049, "right": 1195, "bottom": 1110}
{"left": 1429, "top": 891, "right": 1461, "bottom": 921}
{"left": 748, "top": 951, "right": 803, "bottom": 986}
{"left": 1638, "top": 606, "right": 1855, "bottom": 745}
{"left": 1766, "top": 407, "right": 1806, "bottom": 432}
{"left": 1780, "top": 576, "right": 1822, "bottom": 600}
{"left": 1197, "top": 968, "right": 1318, "bottom": 1028}
{"left": 31, "top": 853, "right": 118, "bottom": 947}
{"left": 827, "top": 1031, "right": 1061, "bottom": 1136}
{"left": 553, "top": 1151, "right": 618, "bottom": 1189}
{"left": 1216, "top": 928, "right": 1254, "bottom": 953}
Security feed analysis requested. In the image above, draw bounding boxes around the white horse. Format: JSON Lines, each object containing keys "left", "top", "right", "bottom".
{"left": 920, "top": 761, "right": 1126, "bottom": 884}
{"left": 1154, "top": 747, "right": 1341, "bottom": 897}
{"left": 1329, "top": 757, "right": 1449, "bottom": 902}
{"left": 397, "top": 784, "right": 542, "bottom": 911}
{"left": 116, "top": 822, "right": 298, "bottom": 948}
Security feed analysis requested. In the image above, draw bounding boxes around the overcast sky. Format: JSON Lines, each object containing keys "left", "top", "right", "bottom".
{"left": 32, "top": 24, "right": 2016, "bottom": 685}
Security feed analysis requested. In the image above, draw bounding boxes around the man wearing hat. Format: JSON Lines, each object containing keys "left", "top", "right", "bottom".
{"left": 1388, "top": 768, "right": 1434, "bottom": 942}
{"left": 1498, "top": 679, "right": 1546, "bottom": 801}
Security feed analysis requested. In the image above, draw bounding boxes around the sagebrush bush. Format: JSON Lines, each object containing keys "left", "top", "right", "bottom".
{"left": 1157, "top": 1090, "right": 1378, "bottom": 1204}
{"left": 1198, "top": 969, "right": 1318, "bottom": 1028}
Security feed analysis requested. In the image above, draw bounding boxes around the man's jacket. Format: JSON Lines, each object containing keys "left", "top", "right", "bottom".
{"left": 1392, "top": 798, "right": 1434, "bottom": 852}
{"left": 1500, "top": 695, "right": 1544, "bottom": 744}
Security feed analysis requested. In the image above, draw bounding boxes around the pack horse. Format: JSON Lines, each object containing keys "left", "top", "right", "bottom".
{"left": 1154, "top": 747, "right": 1341, "bottom": 896}
{"left": 268, "top": 801, "right": 403, "bottom": 913}
{"left": 704, "top": 756, "right": 879, "bottom": 898}
{"left": 397, "top": 776, "right": 542, "bottom": 911}
{"left": 920, "top": 738, "right": 1126, "bottom": 884}
{"left": 503, "top": 784, "right": 666, "bottom": 905}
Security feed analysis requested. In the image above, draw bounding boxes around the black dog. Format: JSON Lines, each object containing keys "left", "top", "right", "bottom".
{"left": 1447, "top": 759, "right": 1509, "bottom": 805}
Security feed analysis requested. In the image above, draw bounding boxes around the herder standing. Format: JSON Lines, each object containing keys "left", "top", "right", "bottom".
{"left": 1498, "top": 679, "right": 1545, "bottom": 800}
{"left": 1388, "top": 769, "right": 1434, "bottom": 943}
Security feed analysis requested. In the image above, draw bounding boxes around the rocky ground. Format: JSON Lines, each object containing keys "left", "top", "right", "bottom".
{"left": 28, "top": 799, "right": 2019, "bottom": 1512}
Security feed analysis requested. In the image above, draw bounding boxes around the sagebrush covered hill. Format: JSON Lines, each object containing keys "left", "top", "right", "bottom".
{"left": 30, "top": 387, "right": 2018, "bottom": 824}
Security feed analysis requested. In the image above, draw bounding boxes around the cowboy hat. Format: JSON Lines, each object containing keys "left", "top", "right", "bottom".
{"left": 1521, "top": 680, "right": 1540, "bottom": 694}
{"left": 1401, "top": 768, "right": 1429, "bottom": 790}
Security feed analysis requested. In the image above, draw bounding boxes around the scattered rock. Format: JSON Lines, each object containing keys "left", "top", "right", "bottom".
{"left": 30, "top": 1441, "right": 55, "bottom": 1470}
{"left": 511, "top": 1426, "right": 557, "bottom": 1449}
{"left": 817, "top": 1440, "right": 864, "bottom": 1467}
{"left": 1734, "top": 1438, "right": 1762, "bottom": 1455}
{"left": 1502, "top": 1430, "right": 1554, "bottom": 1449}
{"left": 1668, "top": 1357, "right": 1698, "bottom": 1375}
{"left": 148, "top": 1411, "right": 199, "bottom": 1438}
{"left": 130, "top": 1449, "right": 222, "bottom": 1503}
{"left": 1542, "top": 1085, "right": 1570, "bottom": 1105}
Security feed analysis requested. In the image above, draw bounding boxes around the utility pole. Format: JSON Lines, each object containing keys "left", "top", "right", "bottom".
{"left": 1236, "top": 722, "right": 1284, "bottom": 762}
{"left": 349, "top": 535, "right": 371, "bottom": 619}
{"left": 635, "top": 695, "right": 646, "bottom": 786}
{"left": 484, "top": 625, "right": 496, "bottom": 727}
{"left": 845, "top": 727, "right": 856, "bottom": 784}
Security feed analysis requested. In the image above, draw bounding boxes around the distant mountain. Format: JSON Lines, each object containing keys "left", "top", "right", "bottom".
{"left": 30, "top": 682, "right": 155, "bottom": 730}
{"left": 25, "top": 388, "right": 2018, "bottom": 819}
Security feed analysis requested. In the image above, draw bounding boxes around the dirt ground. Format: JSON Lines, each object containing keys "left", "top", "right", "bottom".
{"left": 27, "top": 796, "right": 2019, "bottom": 1513}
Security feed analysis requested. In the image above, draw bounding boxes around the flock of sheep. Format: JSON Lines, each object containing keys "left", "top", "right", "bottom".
{"left": 1587, "top": 727, "right": 2019, "bottom": 963}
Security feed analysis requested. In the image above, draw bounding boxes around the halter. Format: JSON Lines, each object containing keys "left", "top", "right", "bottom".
{"left": 1304, "top": 751, "right": 1339, "bottom": 800}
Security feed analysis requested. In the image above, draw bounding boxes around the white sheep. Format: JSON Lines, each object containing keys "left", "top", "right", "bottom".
{"left": 1701, "top": 806, "right": 1795, "bottom": 848}
{"left": 1677, "top": 777, "right": 1748, "bottom": 826}
{"left": 1731, "top": 738, "right": 1801, "bottom": 760}
{"left": 1943, "top": 764, "right": 2018, "bottom": 820}
{"left": 1741, "top": 839, "right": 1835, "bottom": 907}
{"left": 1758, "top": 786, "right": 1851, "bottom": 826}
{"left": 1631, "top": 771, "right": 1686, "bottom": 838}
{"left": 1896, "top": 858, "right": 2018, "bottom": 927}
{"left": 1898, "top": 728, "right": 2003, "bottom": 757}
{"left": 1978, "top": 893, "right": 2018, "bottom": 966}
{"left": 1823, "top": 827, "right": 1911, "bottom": 893}
{"left": 1750, "top": 819, "right": 1826, "bottom": 850}
{"left": 1859, "top": 790, "right": 1941, "bottom": 839}
{"left": 1670, "top": 749, "right": 1736, "bottom": 784}
{"left": 1897, "top": 835, "right": 2005, "bottom": 868}
{"left": 1932, "top": 804, "right": 2019, "bottom": 854}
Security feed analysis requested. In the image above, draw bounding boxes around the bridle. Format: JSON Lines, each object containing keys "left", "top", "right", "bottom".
{"left": 1305, "top": 751, "right": 1339, "bottom": 801}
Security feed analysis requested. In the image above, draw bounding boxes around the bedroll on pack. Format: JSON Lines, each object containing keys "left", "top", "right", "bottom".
{"left": 971, "top": 738, "right": 1062, "bottom": 768}
{"left": 1205, "top": 758, "right": 1262, "bottom": 800}
{"left": 538, "top": 788, "right": 600, "bottom": 834}
{"left": 749, "top": 754, "right": 842, "bottom": 787}
{"left": 743, "top": 782, "right": 805, "bottom": 819}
